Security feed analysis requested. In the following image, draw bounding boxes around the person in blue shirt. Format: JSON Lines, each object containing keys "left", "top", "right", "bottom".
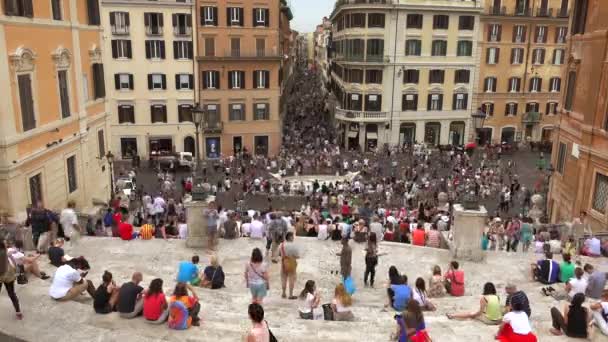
{"left": 532, "top": 252, "right": 560, "bottom": 285}
{"left": 389, "top": 275, "right": 412, "bottom": 311}
{"left": 177, "top": 255, "right": 200, "bottom": 285}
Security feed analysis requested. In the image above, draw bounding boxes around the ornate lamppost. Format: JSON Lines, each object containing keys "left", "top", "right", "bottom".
{"left": 105, "top": 151, "right": 115, "bottom": 200}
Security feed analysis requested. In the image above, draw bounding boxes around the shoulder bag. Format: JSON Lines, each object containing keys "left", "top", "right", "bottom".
{"left": 249, "top": 263, "right": 269, "bottom": 290}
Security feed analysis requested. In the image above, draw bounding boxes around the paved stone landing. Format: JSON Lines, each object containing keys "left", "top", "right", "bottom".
{"left": 0, "top": 237, "right": 606, "bottom": 342}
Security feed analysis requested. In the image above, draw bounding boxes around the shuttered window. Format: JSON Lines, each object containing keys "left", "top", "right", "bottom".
{"left": 87, "top": 0, "right": 100, "bottom": 25}
{"left": 58, "top": 70, "right": 70, "bottom": 118}
{"left": 92, "top": 63, "right": 105, "bottom": 99}
{"left": 18, "top": 74, "right": 36, "bottom": 131}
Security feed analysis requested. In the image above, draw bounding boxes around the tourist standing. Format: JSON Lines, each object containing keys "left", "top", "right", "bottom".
{"left": 338, "top": 238, "right": 352, "bottom": 280}
{"left": 0, "top": 240, "right": 22, "bottom": 319}
{"left": 60, "top": 200, "right": 80, "bottom": 246}
{"left": 280, "top": 232, "right": 300, "bottom": 299}
{"left": 364, "top": 232, "right": 378, "bottom": 288}
{"left": 245, "top": 248, "right": 269, "bottom": 304}
{"left": 28, "top": 200, "right": 50, "bottom": 252}
{"left": 204, "top": 202, "right": 219, "bottom": 251}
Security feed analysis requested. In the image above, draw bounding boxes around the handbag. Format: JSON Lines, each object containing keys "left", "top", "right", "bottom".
{"left": 266, "top": 320, "right": 278, "bottom": 342}
{"left": 281, "top": 244, "right": 297, "bottom": 274}
{"left": 0, "top": 256, "right": 16, "bottom": 283}
{"left": 16, "top": 264, "right": 28, "bottom": 285}
{"left": 322, "top": 303, "right": 334, "bottom": 321}
{"left": 249, "top": 263, "right": 269, "bottom": 290}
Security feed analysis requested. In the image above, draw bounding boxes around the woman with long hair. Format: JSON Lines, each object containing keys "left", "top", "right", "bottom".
{"left": 427, "top": 265, "right": 445, "bottom": 298}
{"left": 0, "top": 240, "right": 22, "bottom": 319}
{"left": 364, "top": 232, "right": 378, "bottom": 288}
{"left": 393, "top": 300, "right": 431, "bottom": 341}
{"left": 413, "top": 277, "right": 436, "bottom": 311}
{"left": 550, "top": 293, "right": 591, "bottom": 337}
{"left": 245, "top": 303, "right": 270, "bottom": 342}
{"left": 168, "top": 282, "right": 200, "bottom": 328}
{"left": 447, "top": 282, "right": 502, "bottom": 325}
{"left": 331, "top": 283, "right": 354, "bottom": 321}
{"left": 143, "top": 278, "right": 169, "bottom": 324}
{"left": 298, "top": 280, "right": 320, "bottom": 320}
{"left": 244, "top": 248, "right": 269, "bottom": 304}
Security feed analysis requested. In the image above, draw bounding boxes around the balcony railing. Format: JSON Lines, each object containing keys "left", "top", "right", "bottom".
{"left": 514, "top": 7, "right": 531, "bottom": 16}
{"left": 173, "top": 26, "right": 192, "bottom": 36}
{"left": 202, "top": 121, "right": 223, "bottom": 134}
{"left": 556, "top": 8, "right": 570, "bottom": 18}
{"left": 536, "top": 7, "right": 552, "bottom": 17}
{"left": 335, "top": 107, "right": 388, "bottom": 122}
{"left": 331, "top": 0, "right": 394, "bottom": 18}
{"left": 200, "top": 48, "right": 281, "bottom": 60}
{"left": 334, "top": 54, "right": 387, "bottom": 63}
{"left": 111, "top": 25, "right": 129, "bottom": 35}
{"left": 488, "top": 6, "right": 506, "bottom": 16}
{"left": 145, "top": 26, "right": 163, "bottom": 36}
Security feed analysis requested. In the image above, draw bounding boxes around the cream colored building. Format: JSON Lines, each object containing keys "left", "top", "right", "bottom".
{"left": 330, "top": 0, "right": 482, "bottom": 150}
{"left": 101, "top": 0, "right": 197, "bottom": 160}
{"left": 0, "top": 0, "right": 111, "bottom": 219}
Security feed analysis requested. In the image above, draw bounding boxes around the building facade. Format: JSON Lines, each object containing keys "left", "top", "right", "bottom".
{"left": 548, "top": 0, "right": 608, "bottom": 230}
{"left": 329, "top": 0, "right": 482, "bottom": 151}
{"left": 195, "top": 0, "right": 293, "bottom": 158}
{"left": 475, "top": 0, "right": 570, "bottom": 146}
{"left": 0, "top": 0, "right": 110, "bottom": 218}
{"left": 101, "top": 0, "right": 196, "bottom": 161}
{"left": 314, "top": 17, "right": 332, "bottom": 86}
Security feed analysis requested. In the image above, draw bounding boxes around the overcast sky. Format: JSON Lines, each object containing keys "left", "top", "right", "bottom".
{"left": 290, "top": 0, "right": 334, "bottom": 33}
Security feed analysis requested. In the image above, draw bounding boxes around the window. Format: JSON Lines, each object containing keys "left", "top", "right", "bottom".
{"left": 144, "top": 12, "right": 163, "bottom": 35}
{"left": 205, "top": 104, "right": 220, "bottom": 124}
{"left": 229, "top": 103, "right": 245, "bottom": 121}
{"left": 510, "top": 48, "right": 524, "bottom": 64}
{"left": 592, "top": 173, "right": 608, "bottom": 214}
{"left": 253, "top": 8, "right": 269, "bottom": 27}
{"left": 228, "top": 71, "right": 245, "bottom": 89}
{"left": 366, "top": 39, "right": 384, "bottom": 61}
{"left": 431, "top": 40, "right": 447, "bottom": 56}
{"left": 111, "top": 39, "right": 132, "bottom": 59}
{"left": 110, "top": 11, "right": 129, "bottom": 34}
{"left": 202, "top": 70, "right": 220, "bottom": 89}
{"left": 505, "top": 102, "right": 518, "bottom": 116}
{"left": 368, "top": 13, "right": 385, "bottom": 28}
{"left": 51, "top": 0, "right": 62, "bottom": 20}
{"left": 227, "top": 7, "right": 244, "bottom": 26}
{"left": 481, "top": 102, "right": 494, "bottom": 116}
{"left": 18, "top": 74, "right": 35, "bottom": 131}
{"left": 150, "top": 104, "right": 167, "bottom": 123}
{"left": 92, "top": 63, "right": 105, "bottom": 99}
{"left": 429, "top": 70, "right": 445, "bottom": 84}
{"left": 172, "top": 13, "right": 192, "bottom": 36}
{"left": 66, "top": 155, "right": 77, "bottom": 193}
{"left": 178, "top": 104, "right": 193, "bottom": 122}
{"left": 57, "top": 70, "right": 70, "bottom": 118}
{"left": 484, "top": 77, "right": 497, "bottom": 92}
{"left": 118, "top": 105, "right": 135, "bottom": 123}
{"left": 515, "top": 0, "right": 529, "bottom": 15}
{"left": 402, "top": 94, "right": 418, "bottom": 111}
{"left": 406, "top": 14, "right": 423, "bottom": 29}
{"left": 488, "top": 24, "right": 501, "bottom": 42}
{"left": 173, "top": 41, "right": 193, "bottom": 60}
{"left": 556, "top": 26, "right": 567, "bottom": 43}
{"left": 230, "top": 38, "right": 240, "bottom": 57}
{"left": 556, "top": 142, "right": 567, "bottom": 173}
{"left": 457, "top": 41, "right": 472, "bottom": 56}
{"left": 405, "top": 39, "right": 421, "bottom": 56}
{"left": 256, "top": 38, "right": 266, "bottom": 57}
{"left": 535, "top": 26, "right": 547, "bottom": 43}
{"left": 29, "top": 173, "right": 43, "bottom": 205}
{"left": 529, "top": 77, "right": 542, "bottom": 92}
{"left": 550, "top": 77, "right": 561, "bottom": 92}
{"left": 97, "top": 129, "right": 105, "bottom": 157}
{"left": 486, "top": 47, "right": 499, "bottom": 64}
{"left": 254, "top": 70, "right": 270, "bottom": 89}
{"left": 571, "top": 0, "right": 588, "bottom": 35}
{"left": 564, "top": 71, "right": 576, "bottom": 110}
{"left": 345, "top": 69, "right": 363, "bottom": 83}
{"left": 512, "top": 25, "right": 526, "bottom": 43}
{"left": 508, "top": 77, "right": 521, "bottom": 92}
{"left": 546, "top": 102, "right": 558, "bottom": 115}
{"left": 147, "top": 73, "right": 166, "bottom": 90}
{"left": 350, "top": 13, "right": 366, "bottom": 28}
{"left": 427, "top": 94, "right": 443, "bottom": 110}
{"left": 365, "top": 69, "right": 383, "bottom": 84}
{"left": 454, "top": 69, "right": 470, "bottom": 83}
{"left": 87, "top": 0, "right": 100, "bottom": 25}
{"left": 526, "top": 102, "right": 540, "bottom": 113}
{"left": 114, "top": 73, "right": 133, "bottom": 90}
{"left": 458, "top": 16, "right": 474, "bottom": 30}
{"left": 254, "top": 103, "right": 269, "bottom": 120}
{"left": 204, "top": 37, "right": 215, "bottom": 57}
{"left": 433, "top": 15, "right": 449, "bottom": 29}
{"left": 4, "top": 0, "right": 33, "bottom": 17}
{"left": 532, "top": 48, "right": 545, "bottom": 64}
{"left": 201, "top": 6, "right": 217, "bottom": 26}
{"left": 403, "top": 69, "right": 419, "bottom": 84}
{"left": 553, "top": 49, "right": 565, "bottom": 65}
{"left": 365, "top": 94, "right": 381, "bottom": 111}
{"left": 453, "top": 93, "right": 468, "bottom": 110}
{"left": 175, "top": 74, "right": 193, "bottom": 90}
{"left": 145, "top": 40, "right": 165, "bottom": 59}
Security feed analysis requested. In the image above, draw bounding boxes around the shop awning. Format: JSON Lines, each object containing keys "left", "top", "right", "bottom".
{"left": 366, "top": 132, "right": 378, "bottom": 139}
{"left": 347, "top": 131, "right": 358, "bottom": 138}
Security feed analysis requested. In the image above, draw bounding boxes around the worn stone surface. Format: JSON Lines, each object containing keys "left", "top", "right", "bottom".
{"left": 185, "top": 201, "right": 208, "bottom": 248}
{"left": 451, "top": 205, "right": 487, "bottom": 262}
{"left": 0, "top": 237, "right": 606, "bottom": 342}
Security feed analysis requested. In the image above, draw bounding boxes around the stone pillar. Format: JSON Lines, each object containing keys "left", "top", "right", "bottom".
{"left": 185, "top": 200, "right": 208, "bottom": 248}
{"left": 451, "top": 204, "right": 487, "bottom": 262}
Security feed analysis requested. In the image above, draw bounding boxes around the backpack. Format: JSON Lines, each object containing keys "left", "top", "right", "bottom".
{"left": 168, "top": 301, "right": 190, "bottom": 330}
{"left": 103, "top": 213, "right": 113, "bottom": 227}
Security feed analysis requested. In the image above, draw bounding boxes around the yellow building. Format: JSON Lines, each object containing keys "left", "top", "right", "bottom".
{"left": 475, "top": 0, "right": 569, "bottom": 145}
{"left": 0, "top": 0, "right": 110, "bottom": 219}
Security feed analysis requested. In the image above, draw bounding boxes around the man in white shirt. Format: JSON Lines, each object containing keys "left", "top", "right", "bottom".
{"left": 152, "top": 195, "right": 166, "bottom": 224}
{"left": 49, "top": 259, "right": 95, "bottom": 301}
{"left": 590, "top": 291, "right": 608, "bottom": 336}
{"left": 60, "top": 201, "right": 80, "bottom": 246}
{"left": 369, "top": 216, "right": 384, "bottom": 241}
{"left": 250, "top": 216, "right": 265, "bottom": 239}
{"left": 584, "top": 236, "right": 602, "bottom": 257}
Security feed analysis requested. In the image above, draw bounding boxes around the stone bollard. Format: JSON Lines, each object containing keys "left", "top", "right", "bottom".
{"left": 451, "top": 204, "right": 487, "bottom": 262}
{"left": 185, "top": 200, "right": 209, "bottom": 249}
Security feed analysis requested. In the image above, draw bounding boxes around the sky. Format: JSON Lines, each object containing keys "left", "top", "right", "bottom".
{"left": 290, "top": 0, "right": 334, "bottom": 33}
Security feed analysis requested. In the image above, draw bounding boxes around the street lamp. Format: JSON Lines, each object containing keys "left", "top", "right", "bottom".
{"left": 471, "top": 108, "right": 487, "bottom": 143}
{"left": 105, "top": 151, "right": 115, "bottom": 201}
{"left": 192, "top": 104, "right": 205, "bottom": 171}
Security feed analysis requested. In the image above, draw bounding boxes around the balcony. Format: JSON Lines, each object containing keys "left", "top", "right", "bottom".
{"left": 522, "top": 112, "right": 541, "bottom": 124}
{"left": 173, "top": 26, "right": 192, "bottom": 36}
{"left": 514, "top": 7, "right": 531, "bottom": 16}
{"left": 334, "top": 54, "right": 387, "bottom": 63}
{"left": 488, "top": 6, "right": 506, "bottom": 16}
{"left": 536, "top": 7, "right": 552, "bottom": 17}
{"left": 111, "top": 25, "right": 129, "bottom": 35}
{"left": 331, "top": 0, "right": 394, "bottom": 18}
{"left": 556, "top": 8, "right": 570, "bottom": 18}
{"left": 202, "top": 121, "right": 223, "bottom": 134}
{"left": 145, "top": 26, "right": 163, "bottom": 36}
{"left": 335, "top": 107, "right": 388, "bottom": 122}
{"left": 198, "top": 48, "right": 282, "bottom": 61}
